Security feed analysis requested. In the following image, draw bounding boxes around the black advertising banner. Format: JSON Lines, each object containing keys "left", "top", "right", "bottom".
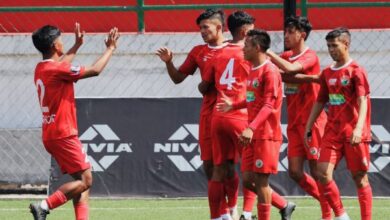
{"left": 49, "top": 98, "right": 390, "bottom": 197}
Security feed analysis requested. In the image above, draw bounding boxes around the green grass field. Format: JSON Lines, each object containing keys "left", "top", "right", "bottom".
{"left": 1, "top": 197, "right": 389, "bottom": 220}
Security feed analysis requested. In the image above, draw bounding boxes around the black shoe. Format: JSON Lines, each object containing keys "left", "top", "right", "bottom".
{"left": 29, "top": 202, "right": 49, "bottom": 220}
{"left": 239, "top": 214, "right": 258, "bottom": 220}
{"left": 279, "top": 202, "right": 296, "bottom": 220}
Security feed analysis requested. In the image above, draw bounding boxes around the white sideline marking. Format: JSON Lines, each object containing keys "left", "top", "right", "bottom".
{"left": 1, "top": 206, "right": 389, "bottom": 212}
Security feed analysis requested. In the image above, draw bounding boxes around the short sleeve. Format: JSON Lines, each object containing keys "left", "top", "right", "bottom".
{"left": 353, "top": 67, "right": 370, "bottom": 97}
{"left": 296, "top": 52, "right": 318, "bottom": 73}
{"left": 262, "top": 66, "right": 281, "bottom": 98}
{"left": 54, "top": 62, "right": 85, "bottom": 82}
{"left": 178, "top": 47, "right": 199, "bottom": 75}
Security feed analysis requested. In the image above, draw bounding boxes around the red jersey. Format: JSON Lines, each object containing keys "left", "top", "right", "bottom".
{"left": 317, "top": 60, "right": 371, "bottom": 142}
{"left": 203, "top": 43, "right": 249, "bottom": 120}
{"left": 179, "top": 43, "right": 227, "bottom": 116}
{"left": 246, "top": 60, "right": 283, "bottom": 141}
{"left": 34, "top": 60, "right": 85, "bottom": 141}
{"left": 281, "top": 48, "right": 326, "bottom": 126}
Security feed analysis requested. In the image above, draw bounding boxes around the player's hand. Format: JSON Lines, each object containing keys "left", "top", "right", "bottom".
{"left": 351, "top": 126, "right": 362, "bottom": 145}
{"left": 105, "top": 27, "right": 120, "bottom": 50}
{"left": 156, "top": 47, "right": 173, "bottom": 63}
{"left": 304, "top": 129, "right": 312, "bottom": 149}
{"left": 239, "top": 128, "right": 253, "bottom": 146}
{"left": 216, "top": 97, "right": 233, "bottom": 113}
{"left": 74, "top": 22, "right": 85, "bottom": 46}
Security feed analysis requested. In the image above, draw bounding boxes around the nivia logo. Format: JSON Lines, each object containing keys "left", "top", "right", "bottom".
{"left": 278, "top": 124, "right": 390, "bottom": 173}
{"left": 154, "top": 124, "right": 202, "bottom": 172}
{"left": 79, "top": 124, "right": 133, "bottom": 172}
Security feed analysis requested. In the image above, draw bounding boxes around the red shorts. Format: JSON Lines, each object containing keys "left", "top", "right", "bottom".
{"left": 211, "top": 116, "right": 247, "bottom": 165}
{"left": 241, "top": 139, "right": 281, "bottom": 174}
{"left": 318, "top": 136, "right": 370, "bottom": 172}
{"left": 287, "top": 122, "right": 324, "bottom": 160}
{"left": 199, "top": 114, "right": 213, "bottom": 161}
{"left": 43, "top": 135, "right": 91, "bottom": 174}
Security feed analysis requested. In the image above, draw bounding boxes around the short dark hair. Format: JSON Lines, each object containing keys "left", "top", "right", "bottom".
{"left": 325, "top": 27, "right": 351, "bottom": 43}
{"left": 247, "top": 29, "right": 271, "bottom": 52}
{"left": 227, "top": 10, "right": 255, "bottom": 37}
{"left": 285, "top": 16, "right": 312, "bottom": 40}
{"left": 196, "top": 8, "right": 225, "bottom": 27}
{"left": 32, "top": 25, "right": 61, "bottom": 54}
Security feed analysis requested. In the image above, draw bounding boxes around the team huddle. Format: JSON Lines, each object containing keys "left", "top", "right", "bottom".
{"left": 30, "top": 7, "right": 371, "bottom": 220}
{"left": 157, "top": 9, "right": 371, "bottom": 220}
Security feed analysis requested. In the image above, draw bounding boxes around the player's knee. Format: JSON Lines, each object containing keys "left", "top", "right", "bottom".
{"left": 81, "top": 172, "right": 93, "bottom": 190}
{"left": 316, "top": 169, "right": 330, "bottom": 184}
{"left": 352, "top": 172, "right": 369, "bottom": 188}
{"left": 288, "top": 168, "right": 303, "bottom": 182}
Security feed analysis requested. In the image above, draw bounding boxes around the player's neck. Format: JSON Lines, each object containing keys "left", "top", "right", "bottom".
{"left": 208, "top": 37, "right": 225, "bottom": 47}
{"left": 42, "top": 53, "right": 60, "bottom": 61}
{"left": 291, "top": 41, "right": 307, "bottom": 56}
{"left": 252, "top": 54, "right": 268, "bottom": 67}
{"left": 230, "top": 36, "right": 244, "bottom": 45}
{"left": 334, "top": 54, "right": 351, "bottom": 68}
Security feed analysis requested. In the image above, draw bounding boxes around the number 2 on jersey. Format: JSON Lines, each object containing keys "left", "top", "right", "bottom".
{"left": 36, "top": 79, "right": 49, "bottom": 113}
{"left": 219, "top": 58, "right": 236, "bottom": 90}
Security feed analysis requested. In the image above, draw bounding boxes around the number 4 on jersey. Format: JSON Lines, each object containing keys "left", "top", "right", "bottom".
{"left": 219, "top": 58, "right": 236, "bottom": 90}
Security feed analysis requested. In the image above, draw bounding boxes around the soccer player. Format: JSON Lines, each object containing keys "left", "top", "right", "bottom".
{"left": 30, "top": 23, "right": 119, "bottom": 220}
{"left": 240, "top": 29, "right": 284, "bottom": 220}
{"left": 305, "top": 27, "right": 372, "bottom": 220}
{"left": 199, "top": 10, "right": 255, "bottom": 220}
{"left": 217, "top": 29, "right": 293, "bottom": 220}
{"left": 155, "top": 9, "right": 232, "bottom": 220}
{"left": 265, "top": 16, "right": 331, "bottom": 219}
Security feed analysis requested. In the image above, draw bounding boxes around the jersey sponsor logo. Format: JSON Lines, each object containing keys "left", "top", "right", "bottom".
{"left": 328, "top": 94, "right": 346, "bottom": 105}
{"left": 246, "top": 91, "right": 255, "bottom": 102}
{"left": 154, "top": 124, "right": 202, "bottom": 172}
{"left": 284, "top": 83, "right": 299, "bottom": 95}
{"left": 79, "top": 124, "right": 133, "bottom": 172}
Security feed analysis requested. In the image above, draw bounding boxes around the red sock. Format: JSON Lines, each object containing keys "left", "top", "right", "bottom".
{"left": 46, "top": 190, "right": 68, "bottom": 210}
{"left": 271, "top": 190, "right": 287, "bottom": 210}
{"left": 299, "top": 173, "right": 320, "bottom": 200}
{"left": 320, "top": 180, "right": 345, "bottom": 216}
{"left": 316, "top": 181, "right": 332, "bottom": 220}
{"left": 257, "top": 203, "right": 271, "bottom": 220}
{"left": 243, "top": 188, "right": 256, "bottom": 212}
{"left": 358, "top": 185, "right": 372, "bottom": 220}
{"left": 74, "top": 202, "right": 89, "bottom": 220}
{"left": 224, "top": 173, "right": 239, "bottom": 208}
{"left": 208, "top": 180, "right": 224, "bottom": 219}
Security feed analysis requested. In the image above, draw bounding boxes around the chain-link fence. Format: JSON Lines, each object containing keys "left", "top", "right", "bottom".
{"left": 0, "top": 1, "right": 389, "bottom": 189}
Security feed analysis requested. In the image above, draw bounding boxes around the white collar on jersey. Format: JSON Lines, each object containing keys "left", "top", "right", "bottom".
{"left": 207, "top": 42, "right": 228, "bottom": 49}
{"left": 288, "top": 47, "right": 310, "bottom": 61}
{"left": 40, "top": 59, "right": 54, "bottom": 63}
{"left": 252, "top": 60, "right": 270, "bottom": 71}
{"left": 330, "top": 59, "right": 353, "bottom": 71}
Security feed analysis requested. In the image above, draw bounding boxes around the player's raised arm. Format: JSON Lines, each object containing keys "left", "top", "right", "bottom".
{"left": 266, "top": 48, "right": 304, "bottom": 74}
{"left": 60, "top": 22, "right": 84, "bottom": 63}
{"left": 156, "top": 47, "right": 187, "bottom": 84}
{"left": 282, "top": 73, "right": 321, "bottom": 83}
{"left": 81, "top": 27, "right": 119, "bottom": 79}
